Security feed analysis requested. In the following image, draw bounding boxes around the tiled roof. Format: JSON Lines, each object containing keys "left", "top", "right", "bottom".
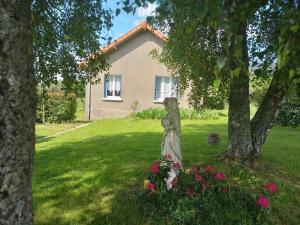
{"left": 80, "top": 21, "right": 167, "bottom": 66}
{"left": 101, "top": 21, "right": 167, "bottom": 54}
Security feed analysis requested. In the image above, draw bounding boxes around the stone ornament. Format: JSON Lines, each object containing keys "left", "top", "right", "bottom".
{"left": 161, "top": 97, "right": 182, "bottom": 165}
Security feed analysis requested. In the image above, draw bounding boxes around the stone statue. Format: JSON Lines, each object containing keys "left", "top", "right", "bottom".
{"left": 161, "top": 97, "right": 182, "bottom": 165}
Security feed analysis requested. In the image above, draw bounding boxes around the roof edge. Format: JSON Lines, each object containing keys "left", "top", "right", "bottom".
{"left": 80, "top": 21, "right": 167, "bottom": 67}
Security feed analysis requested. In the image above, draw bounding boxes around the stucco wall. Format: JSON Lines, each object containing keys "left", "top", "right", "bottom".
{"left": 85, "top": 30, "right": 190, "bottom": 119}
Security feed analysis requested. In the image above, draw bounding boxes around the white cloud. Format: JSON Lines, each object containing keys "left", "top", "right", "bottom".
{"left": 137, "top": 2, "right": 158, "bottom": 18}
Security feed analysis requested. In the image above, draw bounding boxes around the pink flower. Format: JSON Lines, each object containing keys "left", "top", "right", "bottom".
{"left": 164, "top": 154, "right": 172, "bottom": 160}
{"left": 148, "top": 161, "right": 160, "bottom": 174}
{"left": 146, "top": 182, "right": 156, "bottom": 191}
{"left": 221, "top": 186, "right": 229, "bottom": 193}
{"left": 172, "top": 162, "right": 181, "bottom": 169}
{"left": 264, "top": 182, "right": 277, "bottom": 193}
{"left": 195, "top": 174, "right": 204, "bottom": 183}
{"left": 191, "top": 165, "right": 199, "bottom": 174}
{"left": 202, "top": 182, "right": 210, "bottom": 192}
{"left": 214, "top": 172, "right": 226, "bottom": 180}
{"left": 256, "top": 195, "right": 270, "bottom": 208}
{"left": 205, "top": 165, "right": 213, "bottom": 173}
{"left": 186, "top": 186, "right": 195, "bottom": 197}
{"left": 171, "top": 177, "right": 178, "bottom": 189}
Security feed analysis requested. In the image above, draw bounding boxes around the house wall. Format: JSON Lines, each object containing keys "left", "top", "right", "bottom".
{"left": 85, "top": 30, "right": 190, "bottom": 119}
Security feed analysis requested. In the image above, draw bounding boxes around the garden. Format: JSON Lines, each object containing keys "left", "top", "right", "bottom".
{"left": 34, "top": 107, "right": 300, "bottom": 225}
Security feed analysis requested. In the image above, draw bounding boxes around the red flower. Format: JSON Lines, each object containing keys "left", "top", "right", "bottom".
{"left": 164, "top": 154, "right": 172, "bottom": 160}
{"left": 214, "top": 172, "right": 225, "bottom": 180}
{"left": 205, "top": 165, "right": 213, "bottom": 173}
{"left": 202, "top": 182, "right": 210, "bottom": 192}
{"left": 191, "top": 165, "right": 199, "bottom": 174}
{"left": 172, "top": 162, "right": 181, "bottom": 169}
{"left": 146, "top": 182, "right": 156, "bottom": 191}
{"left": 264, "top": 182, "right": 277, "bottom": 193}
{"left": 187, "top": 186, "right": 195, "bottom": 197}
{"left": 195, "top": 174, "right": 204, "bottom": 183}
{"left": 147, "top": 161, "right": 160, "bottom": 174}
{"left": 221, "top": 186, "right": 229, "bottom": 193}
{"left": 256, "top": 195, "right": 270, "bottom": 208}
{"left": 171, "top": 177, "right": 179, "bottom": 189}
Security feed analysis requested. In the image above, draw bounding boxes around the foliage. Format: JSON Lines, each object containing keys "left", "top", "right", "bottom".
{"left": 36, "top": 92, "right": 77, "bottom": 123}
{"left": 120, "top": 0, "right": 300, "bottom": 161}
{"left": 276, "top": 94, "right": 300, "bottom": 128}
{"left": 133, "top": 107, "right": 219, "bottom": 120}
{"left": 34, "top": 118, "right": 300, "bottom": 224}
{"left": 32, "top": 0, "right": 113, "bottom": 92}
{"left": 140, "top": 157, "right": 278, "bottom": 225}
{"left": 202, "top": 90, "right": 226, "bottom": 110}
{"left": 150, "top": 21, "right": 230, "bottom": 110}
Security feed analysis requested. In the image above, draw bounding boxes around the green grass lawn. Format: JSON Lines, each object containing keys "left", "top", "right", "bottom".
{"left": 36, "top": 123, "right": 85, "bottom": 139}
{"left": 35, "top": 98, "right": 87, "bottom": 139}
{"left": 75, "top": 98, "right": 85, "bottom": 121}
{"left": 33, "top": 118, "right": 300, "bottom": 225}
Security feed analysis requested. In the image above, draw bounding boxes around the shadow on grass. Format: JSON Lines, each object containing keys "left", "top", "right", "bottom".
{"left": 33, "top": 124, "right": 227, "bottom": 225}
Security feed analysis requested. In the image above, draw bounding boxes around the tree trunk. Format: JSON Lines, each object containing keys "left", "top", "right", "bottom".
{"left": 0, "top": 1, "right": 35, "bottom": 225}
{"left": 250, "top": 73, "right": 288, "bottom": 158}
{"left": 226, "top": 23, "right": 253, "bottom": 163}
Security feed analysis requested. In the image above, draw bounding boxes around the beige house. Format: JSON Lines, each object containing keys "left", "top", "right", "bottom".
{"left": 85, "top": 22, "right": 189, "bottom": 119}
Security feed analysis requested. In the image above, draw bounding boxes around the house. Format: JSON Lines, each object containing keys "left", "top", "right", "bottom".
{"left": 85, "top": 22, "right": 189, "bottom": 119}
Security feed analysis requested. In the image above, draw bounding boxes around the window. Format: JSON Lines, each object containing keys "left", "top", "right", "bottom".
{"left": 155, "top": 76, "right": 178, "bottom": 101}
{"left": 104, "top": 75, "right": 122, "bottom": 99}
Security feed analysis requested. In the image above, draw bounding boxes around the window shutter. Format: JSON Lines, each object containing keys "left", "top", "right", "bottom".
{"left": 154, "top": 75, "right": 158, "bottom": 100}
{"left": 104, "top": 76, "right": 107, "bottom": 97}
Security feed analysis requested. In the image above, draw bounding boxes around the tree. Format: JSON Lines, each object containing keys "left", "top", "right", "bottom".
{"left": 150, "top": 24, "right": 230, "bottom": 110}
{"left": 32, "top": 0, "right": 113, "bottom": 92}
{"left": 122, "top": 0, "right": 300, "bottom": 165}
{"left": 0, "top": 1, "right": 35, "bottom": 224}
{"left": 0, "top": 1, "right": 113, "bottom": 224}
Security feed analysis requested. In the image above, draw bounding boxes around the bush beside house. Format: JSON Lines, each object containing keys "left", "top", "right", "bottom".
{"left": 276, "top": 95, "right": 300, "bottom": 128}
{"left": 133, "top": 108, "right": 219, "bottom": 120}
{"left": 36, "top": 92, "right": 77, "bottom": 123}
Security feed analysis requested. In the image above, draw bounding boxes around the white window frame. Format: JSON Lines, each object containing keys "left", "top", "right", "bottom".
{"left": 154, "top": 76, "right": 178, "bottom": 102}
{"left": 102, "top": 74, "right": 122, "bottom": 101}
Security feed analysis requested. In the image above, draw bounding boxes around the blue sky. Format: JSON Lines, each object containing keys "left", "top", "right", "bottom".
{"left": 104, "top": 0, "right": 157, "bottom": 42}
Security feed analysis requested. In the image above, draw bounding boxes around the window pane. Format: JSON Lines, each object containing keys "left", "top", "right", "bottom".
{"left": 106, "top": 76, "right": 113, "bottom": 96}
{"left": 106, "top": 75, "right": 121, "bottom": 97}
{"left": 114, "top": 75, "right": 121, "bottom": 96}
{"left": 170, "top": 80, "right": 177, "bottom": 97}
{"left": 164, "top": 77, "right": 171, "bottom": 97}
{"left": 155, "top": 77, "right": 162, "bottom": 99}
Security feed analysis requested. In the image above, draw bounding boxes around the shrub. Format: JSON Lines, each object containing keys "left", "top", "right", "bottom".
{"left": 134, "top": 108, "right": 167, "bottom": 119}
{"left": 36, "top": 92, "right": 77, "bottom": 123}
{"left": 133, "top": 108, "right": 219, "bottom": 120}
{"left": 203, "top": 94, "right": 226, "bottom": 110}
{"left": 139, "top": 157, "right": 278, "bottom": 225}
{"left": 276, "top": 96, "right": 300, "bottom": 128}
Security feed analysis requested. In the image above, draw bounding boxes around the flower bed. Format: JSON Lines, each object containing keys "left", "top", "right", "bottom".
{"left": 139, "top": 156, "right": 278, "bottom": 225}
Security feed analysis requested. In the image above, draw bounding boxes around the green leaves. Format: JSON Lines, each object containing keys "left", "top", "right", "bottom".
{"left": 231, "top": 68, "right": 241, "bottom": 77}
{"left": 217, "top": 56, "right": 227, "bottom": 70}
{"left": 213, "top": 78, "right": 221, "bottom": 91}
{"left": 116, "top": 8, "right": 121, "bottom": 16}
{"left": 32, "top": 0, "right": 113, "bottom": 91}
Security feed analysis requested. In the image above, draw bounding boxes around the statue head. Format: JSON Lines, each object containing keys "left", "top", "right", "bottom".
{"left": 163, "top": 97, "right": 178, "bottom": 111}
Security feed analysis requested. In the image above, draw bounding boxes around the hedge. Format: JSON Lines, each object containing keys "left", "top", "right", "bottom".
{"left": 36, "top": 92, "right": 77, "bottom": 123}
{"left": 133, "top": 107, "right": 219, "bottom": 120}
{"left": 276, "top": 96, "right": 300, "bottom": 128}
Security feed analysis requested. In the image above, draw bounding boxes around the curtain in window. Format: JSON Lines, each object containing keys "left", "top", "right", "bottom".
{"left": 155, "top": 76, "right": 178, "bottom": 100}
{"left": 155, "top": 76, "right": 162, "bottom": 100}
{"left": 115, "top": 75, "right": 121, "bottom": 96}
